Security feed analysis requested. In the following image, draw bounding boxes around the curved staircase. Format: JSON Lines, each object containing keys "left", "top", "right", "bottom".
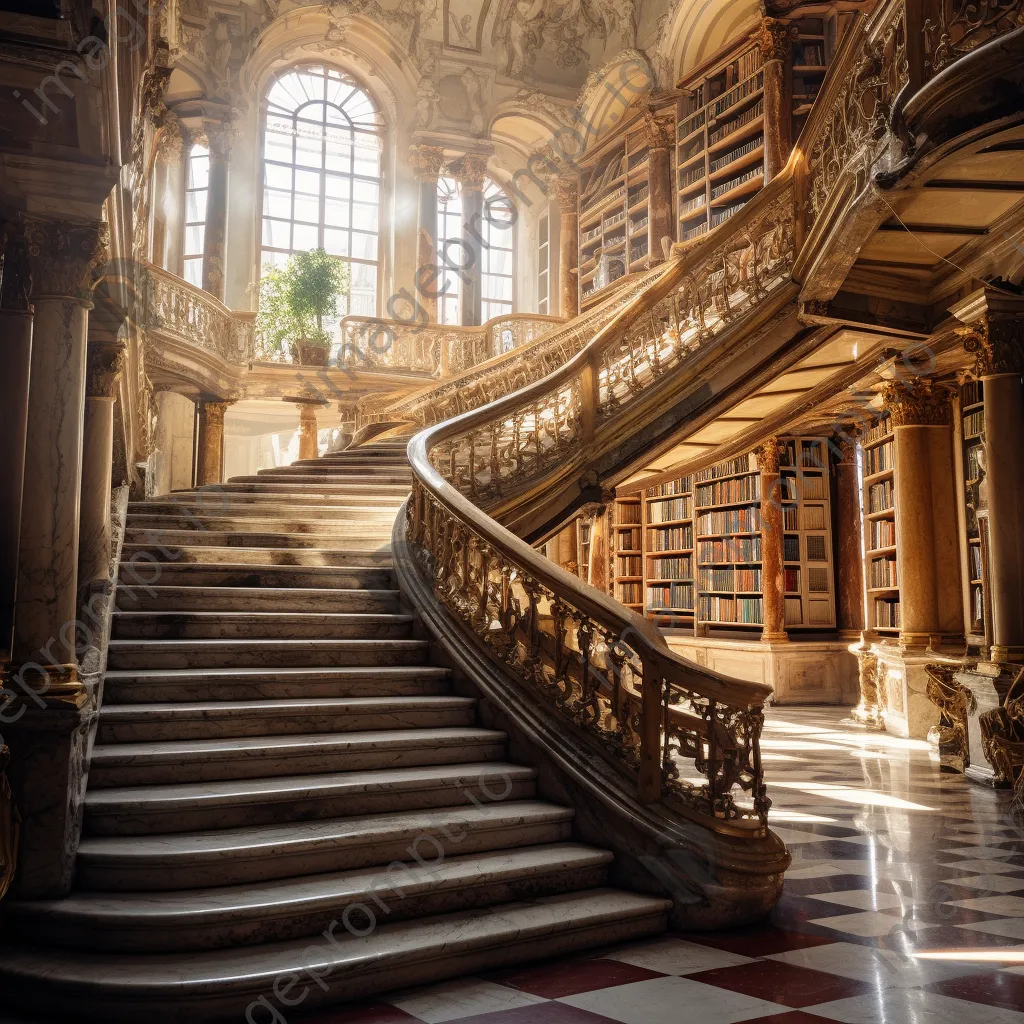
{"left": 0, "top": 441, "right": 669, "bottom": 1022}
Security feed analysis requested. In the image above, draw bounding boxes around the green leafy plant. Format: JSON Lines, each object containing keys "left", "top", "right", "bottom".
{"left": 256, "top": 249, "right": 350, "bottom": 360}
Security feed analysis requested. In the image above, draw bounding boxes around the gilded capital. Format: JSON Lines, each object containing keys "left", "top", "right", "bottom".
{"left": 957, "top": 316, "right": 1024, "bottom": 377}
{"left": 156, "top": 117, "right": 185, "bottom": 165}
{"left": 85, "top": 341, "right": 125, "bottom": 399}
{"left": 553, "top": 177, "right": 578, "bottom": 213}
{"left": 202, "top": 400, "right": 231, "bottom": 427}
{"left": 408, "top": 144, "right": 446, "bottom": 181}
{"left": 879, "top": 379, "right": 953, "bottom": 426}
{"left": 23, "top": 217, "right": 108, "bottom": 302}
{"left": 754, "top": 436, "right": 782, "bottom": 473}
{"left": 449, "top": 153, "right": 489, "bottom": 191}
{"left": 755, "top": 17, "right": 791, "bottom": 63}
{"left": 639, "top": 112, "right": 672, "bottom": 151}
{"left": 202, "top": 120, "right": 235, "bottom": 161}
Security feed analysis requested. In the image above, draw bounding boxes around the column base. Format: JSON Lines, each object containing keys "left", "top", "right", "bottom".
{"left": 760, "top": 631, "right": 789, "bottom": 644}
{"left": 5, "top": 663, "right": 87, "bottom": 709}
{"left": 850, "top": 702, "right": 886, "bottom": 730}
{"left": 990, "top": 644, "right": 1024, "bottom": 664}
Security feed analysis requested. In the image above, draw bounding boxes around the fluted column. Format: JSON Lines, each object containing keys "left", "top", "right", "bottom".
{"left": 152, "top": 122, "right": 184, "bottom": 273}
{"left": 451, "top": 154, "right": 488, "bottom": 328}
{"left": 13, "top": 217, "right": 107, "bottom": 691}
{"left": 0, "top": 224, "right": 33, "bottom": 661}
{"left": 756, "top": 17, "right": 792, "bottom": 183}
{"left": 835, "top": 431, "right": 866, "bottom": 638}
{"left": 882, "top": 379, "right": 963, "bottom": 648}
{"left": 757, "top": 437, "right": 788, "bottom": 643}
{"left": 642, "top": 114, "right": 673, "bottom": 266}
{"left": 554, "top": 178, "right": 579, "bottom": 319}
{"left": 296, "top": 401, "right": 321, "bottom": 462}
{"left": 956, "top": 292, "right": 1024, "bottom": 662}
{"left": 196, "top": 398, "right": 231, "bottom": 486}
{"left": 78, "top": 339, "right": 124, "bottom": 595}
{"left": 201, "top": 121, "right": 232, "bottom": 301}
{"left": 409, "top": 144, "right": 445, "bottom": 324}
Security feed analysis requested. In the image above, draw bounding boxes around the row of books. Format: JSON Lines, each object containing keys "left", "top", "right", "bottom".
{"left": 708, "top": 70, "right": 764, "bottom": 120}
{"left": 616, "top": 526, "right": 641, "bottom": 550}
{"left": 647, "top": 478, "right": 691, "bottom": 497}
{"left": 969, "top": 542, "right": 983, "bottom": 583}
{"left": 698, "top": 537, "right": 761, "bottom": 562}
{"left": 681, "top": 163, "right": 707, "bottom": 187}
{"left": 618, "top": 582, "right": 643, "bottom": 604}
{"left": 963, "top": 409, "right": 984, "bottom": 439}
{"left": 869, "top": 557, "right": 898, "bottom": 589}
{"left": 962, "top": 380, "right": 983, "bottom": 407}
{"left": 648, "top": 555, "right": 692, "bottom": 580}
{"left": 795, "top": 42, "right": 825, "bottom": 66}
{"left": 683, "top": 221, "right": 709, "bottom": 241}
{"left": 711, "top": 164, "right": 762, "bottom": 201}
{"left": 863, "top": 417, "right": 892, "bottom": 444}
{"left": 868, "top": 519, "right": 896, "bottom": 550}
{"left": 966, "top": 442, "right": 983, "bottom": 483}
{"left": 630, "top": 243, "right": 648, "bottom": 263}
{"left": 709, "top": 133, "right": 764, "bottom": 175}
{"left": 868, "top": 479, "right": 894, "bottom": 514}
{"left": 681, "top": 193, "right": 707, "bottom": 215}
{"left": 971, "top": 584, "right": 984, "bottom": 628}
{"left": 781, "top": 474, "right": 827, "bottom": 500}
{"left": 617, "top": 555, "right": 642, "bottom": 577}
{"left": 649, "top": 526, "right": 693, "bottom": 551}
{"left": 617, "top": 503, "right": 641, "bottom": 524}
{"left": 630, "top": 214, "right": 649, "bottom": 234}
{"left": 698, "top": 595, "right": 763, "bottom": 624}
{"left": 709, "top": 98, "right": 763, "bottom": 146}
{"left": 696, "top": 506, "right": 761, "bottom": 535}
{"left": 874, "top": 598, "right": 901, "bottom": 629}
{"left": 864, "top": 439, "right": 893, "bottom": 476}
{"left": 649, "top": 496, "right": 693, "bottom": 523}
{"left": 648, "top": 582, "right": 695, "bottom": 609}
{"left": 627, "top": 146, "right": 648, "bottom": 171}
{"left": 679, "top": 136, "right": 705, "bottom": 163}
{"left": 696, "top": 454, "right": 755, "bottom": 482}
{"left": 696, "top": 476, "right": 760, "bottom": 506}
{"left": 628, "top": 184, "right": 649, "bottom": 207}
{"left": 711, "top": 200, "right": 749, "bottom": 227}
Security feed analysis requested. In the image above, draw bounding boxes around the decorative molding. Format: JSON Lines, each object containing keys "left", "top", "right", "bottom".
{"left": 553, "top": 177, "right": 578, "bottom": 213}
{"left": 957, "top": 316, "right": 1024, "bottom": 377}
{"left": 754, "top": 16, "right": 792, "bottom": 62}
{"left": 638, "top": 110, "right": 672, "bottom": 151}
{"left": 879, "top": 378, "right": 953, "bottom": 427}
{"left": 754, "top": 435, "right": 782, "bottom": 474}
{"left": 85, "top": 341, "right": 126, "bottom": 400}
{"left": 22, "top": 217, "right": 108, "bottom": 302}
{"left": 408, "top": 143, "right": 446, "bottom": 181}
{"left": 448, "top": 153, "right": 489, "bottom": 190}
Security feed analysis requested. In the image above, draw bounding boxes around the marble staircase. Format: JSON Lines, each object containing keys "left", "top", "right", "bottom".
{"left": 0, "top": 440, "right": 669, "bottom": 1022}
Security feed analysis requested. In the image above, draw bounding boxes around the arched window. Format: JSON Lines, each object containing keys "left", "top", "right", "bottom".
{"left": 183, "top": 142, "right": 209, "bottom": 288}
{"left": 435, "top": 175, "right": 515, "bottom": 325}
{"left": 261, "top": 65, "right": 384, "bottom": 316}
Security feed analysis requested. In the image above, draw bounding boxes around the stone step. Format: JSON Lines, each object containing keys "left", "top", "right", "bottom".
{"left": 125, "top": 513, "right": 399, "bottom": 533}
{"left": 106, "top": 638, "right": 429, "bottom": 670}
{"left": 237, "top": 471, "right": 410, "bottom": 485}
{"left": 4, "top": 844, "right": 613, "bottom": 952}
{"left": 122, "top": 529, "right": 389, "bottom": 550}
{"left": 109, "top": 611, "right": 415, "bottom": 641}
{"left": 103, "top": 666, "right": 451, "bottom": 703}
{"left": 113, "top": 586, "right": 401, "bottom": 614}
{"left": 209, "top": 481, "right": 411, "bottom": 496}
{"left": 0, "top": 889, "right": 670, "bottom": 1021}
{"left": 139, "top": 493, "right": 406, "bottom": 511}
{"left": 96, "top": 695, "right": 477, "bottom": 742}
{"left": 88, "top": 726, "right": 507, "bottom": 787}
{"left": 82, "top": 762, "right": 534, "bottom": 835}
{"left": 74, "top": 800, "right": 575, "bottom": 890}
{"left": 116, "top": 563, "right": 394, "bottom": 590}
{"left": 119, "top": 544, "right": 392, "bottom": 566}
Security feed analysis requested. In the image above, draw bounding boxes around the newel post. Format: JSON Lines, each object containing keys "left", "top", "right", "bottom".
{"left": 638, "top": 660, "right": 663, "bottom": 803}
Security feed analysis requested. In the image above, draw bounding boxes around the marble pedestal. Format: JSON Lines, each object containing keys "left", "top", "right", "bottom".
{"left": 871, "top": 641, "right": 966, "bottom": 739}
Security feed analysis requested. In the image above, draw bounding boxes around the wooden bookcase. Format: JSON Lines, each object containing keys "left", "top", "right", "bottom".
{"left": 861, "top": 415, "right": 900, "bottom": 635}
{"left": 959, "top": 379, "right": 987, "bottom": 645}
{"left": 614, "top": 496, "right": 644, "bottom": 613}
{"left": 644, "top": 477, "right": 695, "bottom": 628}
{"left": 579, "top": 124, "right": 654, "bottom": 308}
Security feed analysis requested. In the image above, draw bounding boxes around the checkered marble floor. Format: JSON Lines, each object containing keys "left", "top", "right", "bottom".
{"left": 296, "top": 706, "right": 1024, "bottom": 1024}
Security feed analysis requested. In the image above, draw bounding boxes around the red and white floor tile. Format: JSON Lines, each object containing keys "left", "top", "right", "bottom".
{"left": 299, "top": 707, "right": 1024, "bottom": 1024}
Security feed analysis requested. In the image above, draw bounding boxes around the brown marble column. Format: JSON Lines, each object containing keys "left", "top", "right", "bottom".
{"left": 835, "top": 432, "right": 866, "bottom": 638}
{"left": 451, "top": 154, "right": 488, "bottom": 328}
{"left": 78, "top": 339, "right": 125, "bottom": 595}
{"left": 296, "top": 401, "right": 321, "bottom": 462}
{"left": 757, "top": 437, "right": 788, "bottom": 643}
{"left": 554, "top": 178, "right": 579, "bottom": 319}
{"left": 555, "top": 523, "right": 579, "bottom": 576}
{"left": 642, "top": 114, "right": 673, "bottom": 266}
{"left": 882, "top": 379, "right": 963, "bottom": 649}
{"left": 201, "top": 121, "right": 232, "bottom": 301}
{"left": 756, "top": 18, "right": 793, "bottom": 184}
{"left": 581, "top": 503, "right": 610, "bottom": 593}
{"left": 0, "top": 225, "right": 33, "bottom": 661}
{"left": 956, "top": 294, "right": 1024, "bottom": 662}
{"left": 196, "top": 398, "right": 231, "bottom": 486}
{"left": 409, "top": 144, "right": 445, "bottom": 324}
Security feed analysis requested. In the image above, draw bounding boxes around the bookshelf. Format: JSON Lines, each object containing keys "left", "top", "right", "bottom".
{"left": 644, "top": 476, "right": 695, "bottom": 629}
{"left": 861, "top": 414, "right": 900, "bottom": 636}
{"left": 959, "top": 379, "right": 987, "bottom": 645}
{"left": 614, "top": 496, "right": 644, "bottom": 613}
{"left": 578, "top": 123, "right": 655, "bottom": 308}
{"left": 779, "top": 437, "right": 836, "bottom": 629}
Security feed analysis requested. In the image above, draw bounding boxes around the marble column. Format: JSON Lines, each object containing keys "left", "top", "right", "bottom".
{"left": 12, "top": 217, "right": 107, "bottom": 691}
{"left": 835, "top": 432, "right": 866, "bottom": 638}
{"left": 152, "top": 122, "right": 184, "bottom": 273}
{"left": 581, "top": 504, "right": 610, "bottom": 593}
{"left": 955, "top": 294, "right": 1024, "bottom": 662}
{"left": 451, "top": 154, "right": 488, "bottom": 329}
{"left": 296, "top": 401, "right": 321, "bottom": 462}
{"left": 642, "top": 114, "right": 674, "bottom": 265}
{"left": 196, "top": 398, "right": 231, "bottom": 486}
{"left": 756, "top": 17, "right": 793, "bottom": 183}
{"left": 0, "top": 225, "right": 33, "bottom": 661}
{"left": 554, "top": 178, "right": 579, "bottom": 319}
{"left": 78, "top": 339, "right": 124, "bottom": 595}
{"left": 882, "top": 379, "right": 963, "bottom": 648}
{"left": 757, "top": 437, "right": 788, "bottom": 643}
{"left": 201, "top": 121, "right": 232, "bottom": 301}
{"left": 409, "top": 144, "right": 445, "bottom": 324}
{"left": 555, "top": 523, "right": 579, "bottom": 576}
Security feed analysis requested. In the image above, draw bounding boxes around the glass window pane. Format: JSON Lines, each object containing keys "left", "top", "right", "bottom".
{"left": 292, "top": 222, "right": 319, "bottom": 250}
{"left": 294, "top": 168, "right": 320, "bottom": 195}
{"left": 352, "top": 179, "right": 379, "bottom": 205}
{"left": 264, "top": 163, "right": 292, "bottom": 190}
{"left": 188, "top": 156, "right": 209, "bottom": 190}
{"left": 262, "top": 218, "right": 291, "bottom": 248}
{"left": 183, "top": 258, "right": 203, "bottom": 287}
{"left": 325, "top": 174, "right": 351, "bottom": 200}
{"left": 489, "top": 249, "right": 513, "bottom": 276}
{"left": 264, "top": 133, "right": 292, "bottom": 164}
{"left": 351, "top": 202, "right": 376, "bottom": 231}
{"left": 324, "top": 198, "right": 349, "bottom": 228}
{"left": 295, "top": 132, "right": 324, "bottom": 169}
{"left": 184, "top": 225, "right": 205, "bottom": 255}
{"left": 263, "top": 189, "right": 291, "bottom": 219}
{"left": 293, "top": 194, "right": 320, "bottom": 223}
{"left": 186, "top": 192, "right": 207, "bottom": 222}
{"left": 323, "top": 228, "right": 349, "bottom": 256}
{"left": 350, "top": 233, "right": 377, "bottom": 260}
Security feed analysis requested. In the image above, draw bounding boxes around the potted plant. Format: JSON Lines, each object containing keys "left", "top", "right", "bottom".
{"left": 256, "top": 248, "right": 349, "bottom": 366}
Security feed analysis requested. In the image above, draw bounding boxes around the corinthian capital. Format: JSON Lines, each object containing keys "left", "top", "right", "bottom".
{"left": 639, "top": 112, "right": 672, "bottom": 151}
{"left": 85, "top": 340, "right": 126, "bottom": 399}
{"left": 754, "top": 436, "right": 782, "bottom": 473}
{"left": 553, "top": 177, "right": 578, "bottom": 213}
{"left": 23, "top": 216, "right": 108, "bottom": 302}
{"left": 202, "top": 120, "right": 236, "bottom": 161}
{"left": 879, "top": 378, "right": 953, "bottom": 426}
{"left": 952, "top": 290, "right": 1024, "bottom": 377}
{"left": 449, "top": 153, "right": 489, "bottom": 191}
{"left": 755, "top": 17, "right": 791, "bottom": 63}
{"left": 408, "top": 143, "right": 446, "bottom": 181}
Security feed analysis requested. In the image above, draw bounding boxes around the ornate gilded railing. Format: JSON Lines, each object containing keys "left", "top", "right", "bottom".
{"left": 923, "top": 0, "right": 1024, "bottom": 76}
{"left": 143, "top": 264, "right": 255, "bottom": 366}
{"left": 339, "top": 312, "right": 563, "bottom": 378}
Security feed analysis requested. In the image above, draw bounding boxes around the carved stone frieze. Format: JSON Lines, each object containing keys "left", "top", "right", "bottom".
{"left": 22, "top": 217, "right": 108, "bottom": 302}
{"left": 879, "top": 378, "right": 953, "bottom": 427}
